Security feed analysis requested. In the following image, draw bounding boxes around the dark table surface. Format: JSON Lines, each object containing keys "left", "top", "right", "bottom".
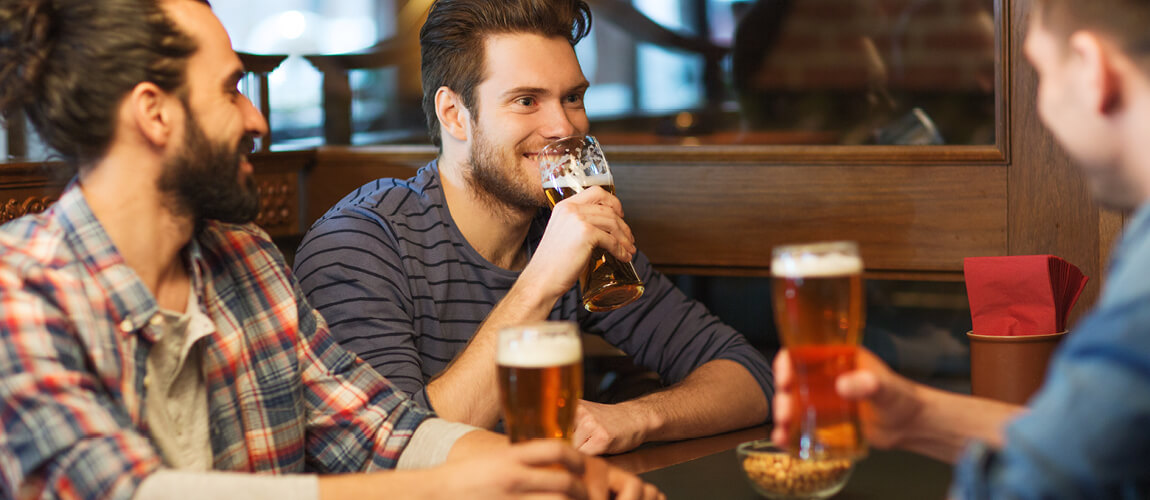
{"left": 607, "top": 426, "right": 953, "bottom": 499}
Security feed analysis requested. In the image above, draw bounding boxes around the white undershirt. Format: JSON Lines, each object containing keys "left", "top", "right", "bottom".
{"left": 132, "top": 286, "right": 475, "bottom": 499}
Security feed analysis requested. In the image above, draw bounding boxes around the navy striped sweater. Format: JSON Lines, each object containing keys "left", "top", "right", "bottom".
{"left": 293, "top": 161, "right": 774, "bottom": 411}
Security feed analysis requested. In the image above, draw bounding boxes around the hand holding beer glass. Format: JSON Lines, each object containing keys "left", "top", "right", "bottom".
{"left": 538, "top": 135, "right": 644, "bottom": 312}
{"left": 771, "top": 241, "right": 867, "bottom": 461}
{"left": 497, "top": 322, "right": 583, "bottom": 443}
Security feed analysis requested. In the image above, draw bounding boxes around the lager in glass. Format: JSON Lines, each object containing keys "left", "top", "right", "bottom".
{"left": 538, "top": 135, "right": 644, "bottom": 312}
{"left": 497, "top": 322, "right": 583, "bottom": 443}
{"left": 771, "top": 241, "right": 867, "bottom": 460}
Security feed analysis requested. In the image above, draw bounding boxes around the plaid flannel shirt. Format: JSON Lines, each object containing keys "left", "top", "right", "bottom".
{"left": 0, "top": 183, "right": 432, "bottom": 500}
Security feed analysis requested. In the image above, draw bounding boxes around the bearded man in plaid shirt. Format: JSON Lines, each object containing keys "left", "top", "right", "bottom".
{"left": 0, "top": 1, "right": 661, "bottom": 500}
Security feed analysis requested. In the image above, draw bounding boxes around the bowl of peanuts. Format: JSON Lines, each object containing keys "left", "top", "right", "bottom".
{"left": 737, "top": 440, "right": 854, "bottom": 499}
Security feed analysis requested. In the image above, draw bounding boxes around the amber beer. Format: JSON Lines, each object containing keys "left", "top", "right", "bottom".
{"left": 771, "top": 241, "right": 867, "bottom": 460}
{"left": 497, "top": 322, "right": 583, "bottom": 443}
{"left": 538, "top": 136, "right": 644, "bottom": 312}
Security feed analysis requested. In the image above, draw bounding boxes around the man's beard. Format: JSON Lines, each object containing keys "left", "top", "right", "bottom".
{"left": 465, "top": 127, "right": 545, "bottom": 214}
{"left": 158, "top": 108, "right": 260, "bottom": 226}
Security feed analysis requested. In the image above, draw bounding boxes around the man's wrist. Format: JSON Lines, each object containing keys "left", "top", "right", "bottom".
{"left": 511, "top": 262, "right": 571, "bottom": 313}
{"left": 617, "top": 398, "right": 665, "bottom": 444}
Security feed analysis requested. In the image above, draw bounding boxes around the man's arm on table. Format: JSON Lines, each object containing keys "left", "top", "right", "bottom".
{"left": 573, "top": 260, "right": 775, "bottom": 455}
{"left": 132, "top": 427, "right": 648, "bottom": 500}
{"left": 574, "top": 359, "right": 769, "bottom": 455}
{"left": 771, "top": 348, "right": 1023, "bottom": 464}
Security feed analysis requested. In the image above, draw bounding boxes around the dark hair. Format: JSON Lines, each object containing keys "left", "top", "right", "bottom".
{"left": 419, "top": 0, "right": 592, "bottom": 148}
{"left": 1037, "top": 0, "right": 1150, "bottom": 56}
{"left": 0, "top": 0, "right": 207, "bottom": 167}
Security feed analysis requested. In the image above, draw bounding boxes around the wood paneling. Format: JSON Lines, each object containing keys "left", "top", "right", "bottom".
{"left": 249, "top": 150, "right": 313, "bottom": 237}
{"left": 304, "top": 147, "right": 1007, "bottom": 280}
{"left": 0, "top": 152, "right": 312, "bottom": 239}
{"left": 613, "top": 163, "right": 1006, "bottom": 275}
{"left": 0, "top": 162, "right": 68, "bottom": 223}
{"left": 304, "top": 146, "right": 432, "bottom": 225}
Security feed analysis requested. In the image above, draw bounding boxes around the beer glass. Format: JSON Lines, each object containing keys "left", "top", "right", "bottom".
{"left": 770, "top": 241, "right": 867, "bottom": 460}
{"left": 496, "top": 322, "right": 583, "bottom": 443}
{"left": 537, "top": 135, "right": 644, "bottom": 312}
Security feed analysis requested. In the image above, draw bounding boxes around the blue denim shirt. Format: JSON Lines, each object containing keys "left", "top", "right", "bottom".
{"left": 951, "top": 204, "right": 1150, "bottom": 499}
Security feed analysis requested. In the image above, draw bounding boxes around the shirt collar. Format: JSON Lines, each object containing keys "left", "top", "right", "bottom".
{"left": 1110, "top": 202, "right": 1150, "bottom": 273}
{"left": 55, "top": 181, "right": 210, "bottom": 341}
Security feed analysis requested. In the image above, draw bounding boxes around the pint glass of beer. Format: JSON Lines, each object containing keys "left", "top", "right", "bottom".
{"left": 771, "top": 241, "right": 867, "bottom": 460}
{"left": 538, "top": 135, "right": 644, "bottom": 312}
{"left": 497, "top": 322, "right": 584, "bottom": 443}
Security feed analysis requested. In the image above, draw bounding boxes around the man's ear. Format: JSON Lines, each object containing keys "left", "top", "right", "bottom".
{"left": 126, "top": 82, "right": 180, "bottom": 148}
{"left": 1069, "top": 31, "right": 1123, "bottom": 115}
{"left": 435, "top": 86, "right": 471, "bottom": 143}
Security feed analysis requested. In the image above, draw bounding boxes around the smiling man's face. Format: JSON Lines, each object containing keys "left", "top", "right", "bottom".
{"left": 462, "top": 32, "right": 590, "bottom": 211}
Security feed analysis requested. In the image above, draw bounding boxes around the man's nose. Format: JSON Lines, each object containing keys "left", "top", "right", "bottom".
{"left": 539, "top": 103, "right": 579, "bottom": 140}
{"left": 242, "top": 95, "right": 269, "bottom": 139}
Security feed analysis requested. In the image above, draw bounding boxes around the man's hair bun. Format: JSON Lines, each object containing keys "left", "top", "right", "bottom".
{"left": 0, "top": 0, "right": 57, "bottom": 122}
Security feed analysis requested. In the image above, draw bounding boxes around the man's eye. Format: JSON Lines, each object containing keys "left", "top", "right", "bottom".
{"left": 516, "top": 97, "right": 536, "bottom": 106}
{"left": 564, "top": 94, "right": 583, "bottom": 104}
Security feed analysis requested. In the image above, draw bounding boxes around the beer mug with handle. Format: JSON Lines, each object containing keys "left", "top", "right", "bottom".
{"left": 537, "top": 135, "right": 644, "bottom": 312}
{"left": 497, "top": 322, "right": 583, "bottom": 443}
{"left": 771, "top": 241, "right": 868, "bottom": 461}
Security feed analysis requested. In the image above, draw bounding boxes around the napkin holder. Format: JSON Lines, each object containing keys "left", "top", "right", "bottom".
{"left": 967, "top": 330, "right": 1066, "bottom": 405}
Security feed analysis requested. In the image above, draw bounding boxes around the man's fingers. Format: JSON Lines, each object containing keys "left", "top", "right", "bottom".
{"left": 835, "top": 371, "right": 880, "bottom": 401}
{"left": 609, "top": 472, "right": 644, "bottom": 500}
{"left": 771, "top": 389, "right": 792, "bottom": 446}
{"left": 576, "top": 435, "right": 608, "bottom": 455}
{"left": 510, "top": 441, "right": 587, "bottom": 474}
{"left": 510, "top": 469, "right": 588, "bottom": 499}
{"left": 773, "top": 349, "right": 793, "bottom": 390}
{"left": 569, "top": 185, "right": 625, "bottom": 217}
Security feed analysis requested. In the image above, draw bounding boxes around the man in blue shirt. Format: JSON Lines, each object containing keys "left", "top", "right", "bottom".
{"left": 771, "top": 1, "right": 1150, "bottom": 497}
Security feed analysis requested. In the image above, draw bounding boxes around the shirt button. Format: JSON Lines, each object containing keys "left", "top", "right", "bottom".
{"left": 119, "top": 319, "right": 133, "bottom": 333}
{"left": 143, "top": 375, "right": 152, "bottom": 388}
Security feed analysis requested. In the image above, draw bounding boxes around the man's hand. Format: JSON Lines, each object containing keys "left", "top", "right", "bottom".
{"left": 770, "top": 348, "right": 924, "bottom": 451}
{"left": 572, "top": 400, "right": 654, "bottom": 455}
{"left": 434, "top": 440, "right": 589, "bottom": 499}
{"left": 522, "top": 186, "right": 636, "bottom": 301}
{"left": 586, "top": 454, "right": 665, "bottom": 500}
{"left": 425, "top": 440, "right": 663, "bottom": 500}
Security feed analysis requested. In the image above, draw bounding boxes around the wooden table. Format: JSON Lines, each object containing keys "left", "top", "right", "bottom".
{"left": 607, "top": 426, "right": 954, "bottom": 499}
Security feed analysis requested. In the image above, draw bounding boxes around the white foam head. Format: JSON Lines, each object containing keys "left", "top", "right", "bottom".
{"left": 542, "top": 173, "right": 613, "bottom": 190}
{"left": 498, "top": 323, "right": 582, "bottom": 367}
{"left": 771, "top": 248, "right": 863, "bottom": 278}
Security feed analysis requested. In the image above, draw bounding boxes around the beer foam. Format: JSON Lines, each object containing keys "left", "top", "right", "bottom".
{"left": 771, "top": 253, "right": 862, "bottom": 278}
{"left": 542, "top": 174, "right": 613, "bottom": 190}
{"left": 498, "top": 335, "right": 582, "bottom": 367}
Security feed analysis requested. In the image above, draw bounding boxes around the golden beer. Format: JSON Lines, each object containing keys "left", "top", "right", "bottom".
{"left": 771, "top": 242, "right": 867, "bottom": 460}
{"left": 541, "top": 174, "right": 644, "bottom": 312}
{"left": 497, "top": 322, "right": 583, "bottom": 443}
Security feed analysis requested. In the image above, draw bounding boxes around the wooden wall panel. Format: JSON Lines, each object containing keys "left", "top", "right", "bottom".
{"left": 613, "top": 164, "right": 1007, "bottom": 274}
{"left": 304, "top": 146, "right": 432, "bottom": 226}
{"left": 307, "top": 148, "right": 1007, "bottom": 279}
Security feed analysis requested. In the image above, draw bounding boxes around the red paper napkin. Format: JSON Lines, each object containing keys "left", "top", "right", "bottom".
{"left": 964, "top": 255, "right": 1088, "bottom": 336}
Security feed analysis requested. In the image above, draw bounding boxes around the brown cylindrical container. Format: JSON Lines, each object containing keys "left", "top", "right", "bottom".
{"left": 967, "top": 331, "right": 1067, "bottom": 405}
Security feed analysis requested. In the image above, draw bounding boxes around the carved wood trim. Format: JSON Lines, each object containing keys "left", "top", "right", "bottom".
{"left": 0, "top": 195, "right": 57, "bottom": 224}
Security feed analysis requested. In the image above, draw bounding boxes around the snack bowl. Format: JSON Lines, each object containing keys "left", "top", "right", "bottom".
{"left": 737, "top": 440, "right": 854, "bottom": 499}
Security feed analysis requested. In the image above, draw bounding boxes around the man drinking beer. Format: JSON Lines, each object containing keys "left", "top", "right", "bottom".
{"left": 293, "top": 0, "right": 773, "bottom": 455}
